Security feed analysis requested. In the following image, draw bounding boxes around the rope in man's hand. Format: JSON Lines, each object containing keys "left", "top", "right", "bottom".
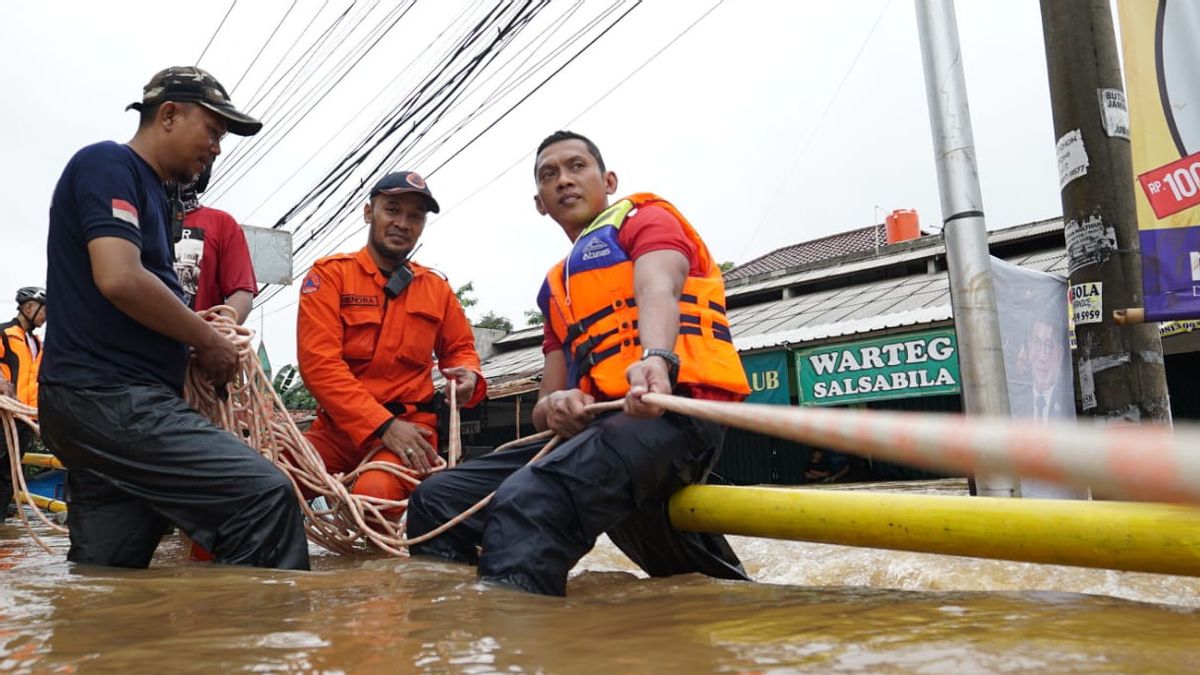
{"left": 16, "top": 307, "right": 1198, "bottom": 559}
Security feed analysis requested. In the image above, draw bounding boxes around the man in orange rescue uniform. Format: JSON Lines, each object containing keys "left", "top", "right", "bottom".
{"left": 297, "top": 171, "right": 486, "bottom": 517}
{"left": 1, "top": 286, "right": 46, "bottom": 519}
{"left": 407, "top": 131, "right": 751, "bottom": 596}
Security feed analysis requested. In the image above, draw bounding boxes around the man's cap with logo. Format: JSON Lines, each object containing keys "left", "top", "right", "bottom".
{"left": 369, "top": 171, "right": 440, "bottom": 213}
{"left": 126, "top": 66, "right": 262, "bottom": 137}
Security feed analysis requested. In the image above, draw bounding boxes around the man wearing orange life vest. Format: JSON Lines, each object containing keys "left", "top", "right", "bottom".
{"left": 407, "top": 131, "right": 751, "bottom": 596}
{"left": 1, "top": 286, "right": 46, "bottom": 520}
{"left": 297, "top": 171, "right": 486, "bottom": 517}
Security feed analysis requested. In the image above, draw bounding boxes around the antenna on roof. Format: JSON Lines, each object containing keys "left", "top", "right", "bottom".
{"left": 873, "top": 205, "right": 884, "bottom": 255}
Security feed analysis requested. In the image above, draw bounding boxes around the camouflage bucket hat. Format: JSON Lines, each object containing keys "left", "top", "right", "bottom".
{"left": 126, "top": 66, "right": 262, "bottom": 136}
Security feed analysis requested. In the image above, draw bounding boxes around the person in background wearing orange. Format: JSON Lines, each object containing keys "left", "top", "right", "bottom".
{"left": 297, "top": 171, "right": 486, "bottom": 518}
{"left": 1, "top": 286, "right": 46, "bottom": 520}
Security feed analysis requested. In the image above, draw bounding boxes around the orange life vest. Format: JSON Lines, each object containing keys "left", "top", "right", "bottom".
{"left": 537, "top": 193, "right": 749, "bottom": 400}
{"left": 0, "top": 319, "right": 41, "bottom": 409}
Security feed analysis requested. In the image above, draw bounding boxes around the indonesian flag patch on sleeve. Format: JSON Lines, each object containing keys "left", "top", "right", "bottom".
{"left": 112, "top": 199, "right": 139, "bottom": 228}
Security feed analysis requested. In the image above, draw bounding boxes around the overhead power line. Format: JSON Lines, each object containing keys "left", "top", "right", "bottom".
{"left": 741, "top": 0, "right": 893, "bottom": 261}
{"left": 196, "top": 1, "right": 238, "bottom": 67}
{"left": 254, "top": 0, "right": 729, "bottom": 317}
{"left": 230, "top": 0, "right": 299, "bottom": 96}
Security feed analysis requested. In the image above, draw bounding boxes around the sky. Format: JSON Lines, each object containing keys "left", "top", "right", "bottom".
{"left": 0, "top": 0, "right": 1072, "bottom": 370}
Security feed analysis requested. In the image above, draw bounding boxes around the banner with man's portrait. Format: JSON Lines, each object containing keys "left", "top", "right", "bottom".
{"left": 991, "top": 258, "right": 1085, "bottom": 499}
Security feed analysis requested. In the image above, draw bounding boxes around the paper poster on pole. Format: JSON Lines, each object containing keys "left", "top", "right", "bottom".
{"left": 1056, "top": 129, "right": 1090, "bottom": 189}
{"left": 1117, "top": 0, "right": 1200, "bottom": 320}
{"left": 991, "top": 258, "right": 1084, "bottom": 499}
{"left": 1097, "top": 88, "right": 1130, "bottom": 139}
{"left": 1069, "top": 282, "right": 1103, "bottom": 325}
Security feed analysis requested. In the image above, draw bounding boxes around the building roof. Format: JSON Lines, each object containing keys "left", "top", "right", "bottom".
{"left": 724, "top": 224, "right": 890, "bottom": 281}
{"left": 724, "top": 217, "right": 1063, "bottom": 299}
{"left": 478, "top": 218, "right": 1067, "bottom": 397}
{"left": 732, "top": 248, "right": 1066, "bottom": 352}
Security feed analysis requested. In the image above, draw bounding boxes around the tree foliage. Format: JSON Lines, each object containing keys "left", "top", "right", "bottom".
{"left": 272, "top": 364, "right": 317, "bottom": 410}
{"left": 524, "top": 308, "right": 545, "bottom": 326}
{"left": 455, "top": 281, "right": 478, "bottom": 309}
{"left": 477, "top": 311, "right": 513, "bottom": 332}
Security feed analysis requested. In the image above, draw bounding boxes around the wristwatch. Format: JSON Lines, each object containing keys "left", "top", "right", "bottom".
{"left": 641, "top": 348, "right": 680, "bottom": 385}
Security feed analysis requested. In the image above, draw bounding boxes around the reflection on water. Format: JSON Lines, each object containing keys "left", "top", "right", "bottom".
{"left": 3, "top": 480, "right": 1199, "bottom": 673}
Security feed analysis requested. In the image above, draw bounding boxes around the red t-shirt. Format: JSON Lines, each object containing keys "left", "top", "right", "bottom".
{"left": 175, "top": 206, "right": 258, "bottom": 311}
{"left": 541, "top": 204, "right": 738, "bottom": 402}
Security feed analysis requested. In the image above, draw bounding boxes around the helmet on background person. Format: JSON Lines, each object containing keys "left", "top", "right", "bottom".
{"left": 15, "top": 286, "right": 45, "bottom": 306}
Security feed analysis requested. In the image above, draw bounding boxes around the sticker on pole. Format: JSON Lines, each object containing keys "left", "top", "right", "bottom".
{"left": 1063, "top": 215, "right": 1117, "bottom": 274}
{"left": 1057, "top": 129, "right": 1090, "bottom": 189}
{"left": 1069, "top": 281, "right": 1103, "bottom": 325}
{"left": 1078, "top": 361, "right": 1096, "bottom": 411}
{"left": 1097, "top": 88, "right": 1130, "bottom": 139}
{"left": 1137, "top": 150, "right": 1200, "bottom": 218}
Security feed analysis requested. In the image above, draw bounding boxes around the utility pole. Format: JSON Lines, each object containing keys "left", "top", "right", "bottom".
{"left": 1040, "top": 0, "right": 1171, "bottom": 424}
{"left": 915, "top": 0, "right": 1017, "bottom": 497}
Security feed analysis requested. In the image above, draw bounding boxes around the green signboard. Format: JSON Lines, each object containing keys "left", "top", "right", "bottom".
{"left": 796, "top": 329, "right": 960, "bottom": 406}
{"left": 740, "top": 350, "right": 791, "bottom": 405}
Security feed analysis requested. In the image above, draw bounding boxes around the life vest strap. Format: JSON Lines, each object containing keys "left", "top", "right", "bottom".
{"left": 678, "top": 294, "right": 726, "bottom": 315}
{"left": 564, "top": 296, "right": 637, "bottom": 345}
{"left": 679, "top": 322, "right": 734, "bottom": 343}
{"left": 578, "top": 337, "right": 641, "bottom": 377}
{"left": 572, "top": 328, "right": 619, "bottom": 367}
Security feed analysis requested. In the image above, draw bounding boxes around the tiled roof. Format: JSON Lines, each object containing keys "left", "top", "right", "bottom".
{"left": 724, "top": 224, "right": 890, "bottom": 280}
{"left": 480, "top": 247, "right": 1067, "bottom": 394}
{"left": 479, "top": 218, "right": 1067, "bottom": 397}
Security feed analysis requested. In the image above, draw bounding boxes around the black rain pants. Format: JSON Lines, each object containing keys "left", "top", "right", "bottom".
{"left": 38, "top": 383, "right": 310, "bottom": 570}
{"left": 407, "top": 411, "right": 749, "bottom": 596}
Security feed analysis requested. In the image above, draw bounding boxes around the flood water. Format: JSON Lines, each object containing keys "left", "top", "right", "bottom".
{"left": 3, "top": 480, "right": 1199, "bottom": 673}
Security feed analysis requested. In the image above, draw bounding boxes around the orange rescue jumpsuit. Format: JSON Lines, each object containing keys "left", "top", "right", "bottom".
{"left": 297, "top": 247, "right": 486, "bottom": 512}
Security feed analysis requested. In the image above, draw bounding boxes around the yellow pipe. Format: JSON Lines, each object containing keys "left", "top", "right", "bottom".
{"left": 15, "top": 491, "right": 67, "bottom": 514}
{"left": 669, "top": 485, "right": 1200, "bottom": 577}
{"left": 21, "top": 453, "right": 64, "bottom": 470}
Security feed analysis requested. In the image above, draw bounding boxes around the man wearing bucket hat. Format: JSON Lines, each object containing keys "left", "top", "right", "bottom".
{"left": 38, "top": 67, "right": 309, "bottom": 570}
{"left": 296, "top": 171, "right": 486, "bottom": 520}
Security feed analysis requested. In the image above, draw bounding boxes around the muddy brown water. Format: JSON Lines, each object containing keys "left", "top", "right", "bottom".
{"left": 2, "top": 480, "right": 1199, "bottom": 673}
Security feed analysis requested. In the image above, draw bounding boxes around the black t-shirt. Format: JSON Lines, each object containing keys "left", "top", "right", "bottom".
{"left": 42, "top": 141, "right": 189, "bottom": 392}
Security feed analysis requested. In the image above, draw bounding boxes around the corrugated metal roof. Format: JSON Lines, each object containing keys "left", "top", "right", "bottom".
{"left": 494, "top": 325, "right": 542, "bottom": 347}
{"left": 480, "top": 218, "right": 1068, "bottom": 395}
{"left": 480, "top": 341, "right": 545, "bottom": 381}
{"left": 725, "top": 251, "right": 1066, "bottom": 351}
{"left": 734, "top": 305, "right": 955, "bottom": 352}
{"left": 724, "top": 217, "right": 1064, "bottom": 298}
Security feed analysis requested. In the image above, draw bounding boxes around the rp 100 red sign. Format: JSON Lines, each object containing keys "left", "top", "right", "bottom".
{"left": 1138, "top": 150, "right": 1200, "bottom": 218}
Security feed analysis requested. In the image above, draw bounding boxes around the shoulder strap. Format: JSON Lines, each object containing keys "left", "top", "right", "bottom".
{"left": 0, "top": 326, "right": 19, "bottom": 382}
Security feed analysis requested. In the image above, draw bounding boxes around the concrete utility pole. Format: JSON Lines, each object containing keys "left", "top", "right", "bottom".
{"left": 915, "top": 0, "right": 1017, "bottom": 497}
{"left": 1040, "top": 0, "right": 1171, "bottom": 424}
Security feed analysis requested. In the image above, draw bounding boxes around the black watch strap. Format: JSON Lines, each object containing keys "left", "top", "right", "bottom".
{"left": 641, "top": 348, "right": 680, "bottom": 385}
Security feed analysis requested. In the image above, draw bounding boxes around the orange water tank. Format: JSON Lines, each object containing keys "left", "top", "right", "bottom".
{"left": 885, "top": 209, "right": 920, "bottom": 244}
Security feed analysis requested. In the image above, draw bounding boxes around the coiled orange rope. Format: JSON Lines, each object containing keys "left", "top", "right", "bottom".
{"left": 184, "top": 307, "right": 567, "bottom": 556}
{"left": 1, "top": 396, "right": 66, "bottom": 552}
{"left": 16, "top": 306, "right": 1199, "bottom": 560}
{"left": 1, "top": 306, "right": 557, "bottom": 557}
